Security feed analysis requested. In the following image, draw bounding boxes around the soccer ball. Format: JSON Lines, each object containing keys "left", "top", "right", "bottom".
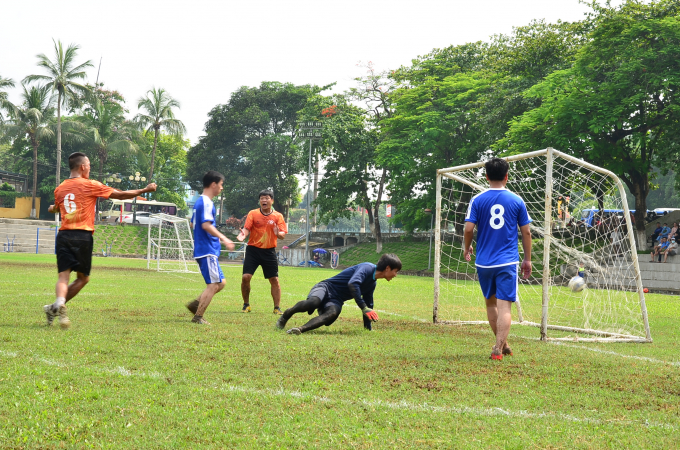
{"left": 568, "top": 276, "right": 586, "bottom": 293}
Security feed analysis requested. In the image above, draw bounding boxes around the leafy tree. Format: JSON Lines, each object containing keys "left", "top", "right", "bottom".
{"left": 2, "top": 85, "right": 55, "bottom": 218}
{"left": 307, "top": 94, "right": 389, "bottom": 248}
{"left": 499, "top": 0, "right": 680, "bottom": 249}
{"left": 187, "top": 82, "right": 318, "bottom": 218}
{"left": 24, "top": 39, "right": 93, "bottom": 188}
{"left": 77, "top": 87, "right": 140, "bottom": 181}
{"left": 136, "top": 132, "right": 188, "bottom": 210}
{"left": 134, "top": 88, "right": 186, "bottom": 182}
{"left": 0, "top": 74, "right": 16, "bottom": 122}
{"left": 381, "top": 20, "right": 586, "bottom": 232}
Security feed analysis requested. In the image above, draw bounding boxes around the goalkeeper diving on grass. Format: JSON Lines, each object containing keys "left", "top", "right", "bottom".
{"left": 276, "top": 254, "right": 402, "bottom": 334}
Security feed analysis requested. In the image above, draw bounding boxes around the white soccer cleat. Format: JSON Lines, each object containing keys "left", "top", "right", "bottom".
{"left": 58, "top": 305, "right": 71, "bottom": 329}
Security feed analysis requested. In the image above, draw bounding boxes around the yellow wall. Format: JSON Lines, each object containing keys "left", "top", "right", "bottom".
{"left": 0, "top": 197, "right": 40, "bottom": 219}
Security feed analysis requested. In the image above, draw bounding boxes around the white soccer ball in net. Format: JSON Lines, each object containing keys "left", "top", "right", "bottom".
{"left": 568, "top": 276, "right": 587, "bottom": 293}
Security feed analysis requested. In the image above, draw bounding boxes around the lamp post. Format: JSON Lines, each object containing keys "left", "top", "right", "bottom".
{"left": 425, "top": 208, "right": 434, "bottom": 271}
{"left": 298, "top": 121, "right": 323, "bottom": 267}
{"left": 128, "top": 172, "right": 146, "bottom": 224}
{"left": 102, "top": 174, "right": 122, "bottom": 223}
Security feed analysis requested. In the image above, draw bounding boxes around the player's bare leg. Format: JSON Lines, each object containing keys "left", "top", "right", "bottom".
{"left": 65, "top": 272, "right": 90, "bottom": 303}
{"left": 269, "top": 276, "right": 281, "bottom": 312}
{"left": 45, "top": 270, "right": 87, "bottom": 328}
{"left": 241, "top": 274, "right": 252, "bottom": 312}
{"left": 485, "top": 296, "right": 512, "bottom": 357}
{"left": 192, "top": 280, "right": 225, "bottom": 324}
{"left": 493, "top": 299, "right": 513, "bottom": 359}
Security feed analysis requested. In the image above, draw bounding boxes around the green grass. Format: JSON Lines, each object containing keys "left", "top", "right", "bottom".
{"left": 1, "top": 253, "right": 679, "bottom": 448}
{"left": 340, "top": 241, "right": 434, "bottom": 272}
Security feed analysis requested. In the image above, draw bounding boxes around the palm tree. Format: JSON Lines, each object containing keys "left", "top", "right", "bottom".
{"left": 78, "top": 98, "right": 140, "bottom": 181}
{"left": 0, "top": 74, "right": 16, "bottom": 122}
{"left": 3, "top": 85, "right": 55, "bottom": 218}
{"left": 24, "top": 39, "right": 92, "bottom": 187}
{"left": 134, "top": 87, "right": 186, "bottom": 181}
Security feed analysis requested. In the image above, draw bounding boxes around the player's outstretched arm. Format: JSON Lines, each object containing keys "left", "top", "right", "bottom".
{"left": 463, "top": 222, "right": 476, "bottom": 262}
{"left": 202, "top": 222, "right": 235, "bottom": 251}
{"left": 109, "top": 183, "right": 157, "bottom": 200}
{"left": 520, "top": 223, "right": 532, "bottom": 279}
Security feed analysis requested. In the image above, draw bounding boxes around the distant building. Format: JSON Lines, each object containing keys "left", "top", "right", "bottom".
{"left": 0, "top": 169, "right": 28, "bottom": 193}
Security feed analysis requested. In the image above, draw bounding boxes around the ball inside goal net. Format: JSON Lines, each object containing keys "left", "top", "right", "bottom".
{"left": 147, "top": 214, "right": 198, "bottom": 273}
{"left": 434, "top": 148, "right": 651, "bottom": 342}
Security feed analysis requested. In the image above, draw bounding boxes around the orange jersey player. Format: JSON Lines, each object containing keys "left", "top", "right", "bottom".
{"left": 237, "top": 189, "right": 287, "bottom": 315}
{"left": 43, "top": 152, "right": 157, "bottom": 329}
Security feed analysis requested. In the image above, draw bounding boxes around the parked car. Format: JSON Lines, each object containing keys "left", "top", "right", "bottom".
{"left": 116, "top": 212, "right": 161, "bottom": 225}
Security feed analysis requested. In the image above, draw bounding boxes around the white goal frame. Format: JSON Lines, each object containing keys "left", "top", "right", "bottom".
{"left": 433, "top": 148, "right": 652, "bottom": 342}
{"left": 147, "top": 214, "right": 198, "bottom": 273}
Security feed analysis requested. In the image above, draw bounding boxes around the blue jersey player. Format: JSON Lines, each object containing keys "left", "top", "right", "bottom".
{"left": 185, "top": 171, "right": 235, "bottom": 324}
{"left": 276, "top": 254, "right": 401, "bottom": 334}
{"left": 463, "top": 158, "right": 532, "bottom": 360}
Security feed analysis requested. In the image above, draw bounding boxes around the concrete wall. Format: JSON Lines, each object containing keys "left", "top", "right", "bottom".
{"left": 0, "top": 197, "right": 40, "bottom": 219}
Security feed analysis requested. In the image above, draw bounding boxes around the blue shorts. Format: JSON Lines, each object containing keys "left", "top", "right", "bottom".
{"left": 196, "top": 256, "right": 224, "bottom": 284}
{"left": 476, "top": 264, "right": 518, "bottom": 302}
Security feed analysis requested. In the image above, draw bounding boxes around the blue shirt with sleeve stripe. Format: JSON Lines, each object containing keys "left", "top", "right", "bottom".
{"left": 321, "top": 262, "right": 376, "bottom": 310}
{"left": 465, "top": 188, "right": 532, "bottom": 268}
{"left": 192, "top": 195, "right": 221, "bottom": 259}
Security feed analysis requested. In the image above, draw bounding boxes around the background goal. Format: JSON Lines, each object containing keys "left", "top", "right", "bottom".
{"left": 147, "top": 214, "right": 198, "bottom": 273}
{"left": 434, "top": 148, "right": 651, "bottom": 342}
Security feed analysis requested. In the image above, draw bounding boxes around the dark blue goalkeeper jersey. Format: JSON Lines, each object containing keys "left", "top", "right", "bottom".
{"left": 322, "top": 262, "right": 376, "bottom": 310}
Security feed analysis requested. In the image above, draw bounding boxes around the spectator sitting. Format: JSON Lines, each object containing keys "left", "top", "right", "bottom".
{"left": 651, "top": 222, "right": 662, "bottom": 242}
{"left": 670, "top": 222, "right": 678, "bottom": 238}
{"left": 660, "top": 223, "right": 671, "bottom": 241}
{"left": 663, "top": 237, "right": 678, "bottom": 263}
{"left": 651, "top": 237, "right": 670, "bottom": 262}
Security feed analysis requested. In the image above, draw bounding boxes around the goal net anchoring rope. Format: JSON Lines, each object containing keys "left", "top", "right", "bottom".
{"left": 147, "top": 214, "right": 198, "bottom": 273}
{"left": 434, "top": 148, "right": 652, "bottom": 342}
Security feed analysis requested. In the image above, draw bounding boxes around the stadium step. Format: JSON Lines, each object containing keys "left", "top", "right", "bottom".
{"left": 0, "top": 218, "right": 58, "bottom": 254}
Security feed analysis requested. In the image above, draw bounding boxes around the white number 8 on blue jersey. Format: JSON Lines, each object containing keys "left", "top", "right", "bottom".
{"left": 489, "top": 204, "right": 505, "bottom": 229}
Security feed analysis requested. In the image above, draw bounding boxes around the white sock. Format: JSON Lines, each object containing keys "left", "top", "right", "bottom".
{"left": 54, "top": 297, "right": 66, "bottom": 308}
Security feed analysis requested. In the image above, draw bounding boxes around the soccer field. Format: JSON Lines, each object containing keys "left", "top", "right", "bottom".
{"left": 1, "top": 254, "right": 678, "bottom": 449}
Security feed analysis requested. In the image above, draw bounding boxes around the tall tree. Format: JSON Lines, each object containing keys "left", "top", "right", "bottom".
{"left": 77, "top": 86, "right": 139, "bottom": 181}
{"left": 0, "top": 75, "right": 16, "bottom": 123}
{"left": 3, "top": 85, "right": 55, "bottom": 218}
{"left": 308, "top": 95, "right": 386, "bottom": 241}
{"left": 24, "top": 40, "right": 92, "bottom": 188}
{"left": 187, "top": 82, "right": 319, "bottom": 218}
{"left": 134, "top": 87, "right": 186, "bottom": 181}
{"left": 499, "top": 0, "right": 680, "bottom": 249}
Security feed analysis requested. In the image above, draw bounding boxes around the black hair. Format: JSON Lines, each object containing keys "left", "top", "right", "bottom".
{"left": 485, "top": 157, "right": 509, "bottom": 181}
{"left": 259, "top": 189, "right": 274, "bottom": 199}
{"left": 68, "top": 152, "right": 88, "bottom": 170}
{"left": 203, "top": 170, "right": 224, "bottom": 188}
{"left": 377, "top": 253, "right": 402, "bottom": 271}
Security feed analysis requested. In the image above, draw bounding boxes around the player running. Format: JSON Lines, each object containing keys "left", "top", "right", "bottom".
{"left": 276, "top": 253, "right": 401, "bottom": 334}
{"left": 44, "top": 152, "right": 157, "bottom": 328}
{"left": 463, "top": 158, "right": 532, "bottom": 360}
{"left": 236, "top": 189, "right": 287, "bottom": 315}
{"left": 185, "top": 171, "right": 235, "bottom": 324}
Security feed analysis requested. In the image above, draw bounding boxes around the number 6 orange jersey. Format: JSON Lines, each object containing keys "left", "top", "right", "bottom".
{"left": 54, "top": 178, "right": 114, "bottom": 232}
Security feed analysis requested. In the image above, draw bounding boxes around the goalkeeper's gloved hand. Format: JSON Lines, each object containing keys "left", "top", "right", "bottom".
{"left": 362, "top": 306, "right": 378, "bottom": 322}
{"left": 363, "top": 315, "right": 373, "bottom": 331}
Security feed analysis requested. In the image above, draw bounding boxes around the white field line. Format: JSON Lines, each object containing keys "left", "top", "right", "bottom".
{"left": 549, "top": 342, "right": 680, "bottom": 367}
{"left": 363, "top": 307, "right": 680, "bottom": 368}
{"left": 0, "top": 349, "right": 675, "bottom": 429}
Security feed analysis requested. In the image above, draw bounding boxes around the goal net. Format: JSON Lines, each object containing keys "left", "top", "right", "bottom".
{"left": 434, "top": 148, "right": 651, "bottom": 342}
{"left": 147, "top": 214, "right": 198, "bottom": 273}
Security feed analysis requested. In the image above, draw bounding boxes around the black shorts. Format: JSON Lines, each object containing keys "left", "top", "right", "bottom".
{"left": 56, "top": 230, "right": 94, "bottom": 276}
{"left": 309, "top": 282, "right": 343, "bottom": 315}
{"left": 243, "top": 246, "right": 278, "bottom": 279}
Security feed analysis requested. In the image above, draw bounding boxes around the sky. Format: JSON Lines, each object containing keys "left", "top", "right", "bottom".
{"left": 1, "top": 0, "right": 600, "bottom": 147}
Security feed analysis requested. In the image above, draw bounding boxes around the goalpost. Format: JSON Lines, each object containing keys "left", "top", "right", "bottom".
{"left": 147, "top": 214, "right": 198, "bottom": 273}
{"left": 434, "top": 148, "right": 652, "bottom": 342}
